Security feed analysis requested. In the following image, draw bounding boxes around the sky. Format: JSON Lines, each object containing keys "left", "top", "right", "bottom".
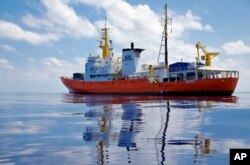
{"left": 0, "top": 0, "right": 250, "bottom": 93}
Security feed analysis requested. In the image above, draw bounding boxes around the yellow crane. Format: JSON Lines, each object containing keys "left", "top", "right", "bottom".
{"left": 196, "top": 42, "right": 219, "bottom": 66}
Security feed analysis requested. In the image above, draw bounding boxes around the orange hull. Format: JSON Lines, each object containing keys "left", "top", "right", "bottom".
{"left": 60, "top": 77, "right": 238, "bottom": 96}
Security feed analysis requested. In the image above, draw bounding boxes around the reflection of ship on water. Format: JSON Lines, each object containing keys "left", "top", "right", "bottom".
{"left": 83, "top": 103, "right": 143, "bottom": 164}
{"left": 118, "top": 104, "right": 142, "bottom": 150}
{"left": 156, "top": 101, "right": 216, "bottom": 164}
{"left": 62, "top": 93, "right": 238, "bottom": 105}
{"left": 169, "top": 95, "right": 238, "bottom": 112}
{"left": 84, "top": 105, "right": 114, "bottom": 143}
{"left": 83, "top": 105, "right": 116, "bottom": 164}
{"left": 79, "top": 95, "right": 238, "bottom": 164}
{"left": 118, "top": 103, "right": 143, "bottom": 164}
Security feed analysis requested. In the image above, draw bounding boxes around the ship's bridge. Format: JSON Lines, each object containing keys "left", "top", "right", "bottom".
{"left": 169, "top": 62, "right": 204, "bottom": 72}
{"left": 84, "top": 55, "right": 120, "bottom": 81}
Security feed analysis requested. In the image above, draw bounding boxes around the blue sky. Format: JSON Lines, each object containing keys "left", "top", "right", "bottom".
{"left": 0, "top": 0, "right": 250, "bottom": 93}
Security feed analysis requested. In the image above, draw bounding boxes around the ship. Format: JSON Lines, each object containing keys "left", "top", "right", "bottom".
{"left": 61, "top": 3, "right": 239, "bottom": 96}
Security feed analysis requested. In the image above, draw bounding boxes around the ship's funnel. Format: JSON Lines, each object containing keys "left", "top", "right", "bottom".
{"left": 122, "top": 44, "right": 145, "bottom": 76}
{"left": 131, "top": 42, "right": 134, "bottom": 49}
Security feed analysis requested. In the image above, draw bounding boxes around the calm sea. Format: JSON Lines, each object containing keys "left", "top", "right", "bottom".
{"left": 0, "top": 92, "right": 250, "bottom": 165}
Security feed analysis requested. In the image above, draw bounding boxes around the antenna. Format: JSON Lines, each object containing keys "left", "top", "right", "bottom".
{"left": 164, "top": 3, "right": 172, "bottom": 66}
{"left": 105, "top": 15, "right": 107, "bottom": 29}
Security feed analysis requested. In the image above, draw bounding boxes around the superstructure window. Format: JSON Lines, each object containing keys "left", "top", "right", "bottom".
{"left": 177, "top": 73, "right": 184, "bottom": 81}
{"left": 186, "top": 72, "right": 196, "bottom": 80}
{"left": 169, "top": 74, "right": 176, "bottom": 82}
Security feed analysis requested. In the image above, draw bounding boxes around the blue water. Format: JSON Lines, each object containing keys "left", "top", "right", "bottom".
{"left": 0, "top": 92, "right": 250, "bottom": 165}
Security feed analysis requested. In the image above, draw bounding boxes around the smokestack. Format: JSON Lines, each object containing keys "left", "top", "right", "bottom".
{"left": 131, "top": 42, "right": 134, "bottom": 49}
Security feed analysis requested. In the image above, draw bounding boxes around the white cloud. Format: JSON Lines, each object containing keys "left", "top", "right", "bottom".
{"left": 23, "top": 0, "right": 212, "bottom": 60}
{"left": 72, "top": 0, "right": 213, "bottom": 65}
{"left": 168, "top": 39, "right": 197, "bottom": 63}
{"left": 0, "top": 58, "right": 14, "bottom": 70}
{"left": 0, "top": 58, "right": 9, "bottom": 65}
{"left": 27, "top": 57, "right": 36, "bottom": 63}
{"left": 222, "top": 40, "right": 250, "bottom": 55}
{"left": 43, "top": 57, "right": 64, "bottom": 67}
{"left": 170, "top": 10, "right": 213, "bottom": 38}
{"left": 1, "top": 44, "right": 17, "bottom": 52}
{"left": 0, "top": 56, "right": 87, "bottom": 92}
{"left": 41, "top": 57, "right": 85, "bottom": 78}
{"left": 204, "top": 24, "right": 213, "bottom": 32}
{"left": 19, "top": 0, "right": 213, "bottom": 64}
{"left": 0, "top": 20, "right": 60, "bottom": 45}
{"left": 22, "top": 0, "right": 97, "bottom": 38}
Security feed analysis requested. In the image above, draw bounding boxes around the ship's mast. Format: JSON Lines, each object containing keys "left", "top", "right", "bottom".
{"left": 157, "top": 3, "right": 172, "bottom": 66}
{"left": 99, "top": 18, "right": 111, "bottom": 59}
{"left": 164, "top": 3, "right": 168, "bottom": 66}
